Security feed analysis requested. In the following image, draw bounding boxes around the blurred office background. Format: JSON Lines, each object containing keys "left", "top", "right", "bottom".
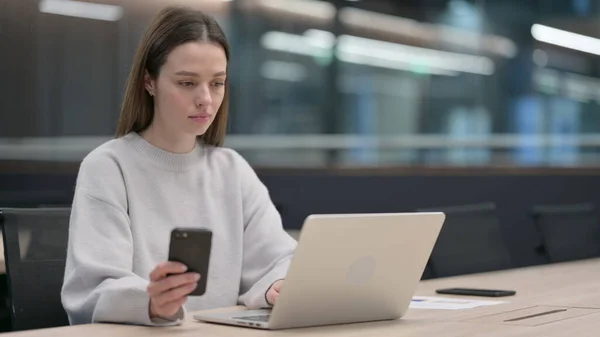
{"left": 3, "top": 0, "right": 600, "bottom": 167}
{"left": 3, "top": 0, "right": 600, "bottom": 260}
{"left": 3, "top": 0, "right": 600, "bottom": 332}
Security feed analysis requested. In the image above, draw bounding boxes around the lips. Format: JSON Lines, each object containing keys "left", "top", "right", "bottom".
{"left": 188, "top": 114, "right": 211, "bottom": 123}
{"left": 188, "top": 114, "right": 211, "bottom": 118}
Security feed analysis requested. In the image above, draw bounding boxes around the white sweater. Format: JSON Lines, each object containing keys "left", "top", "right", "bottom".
{"left": 61, "top": 132, "right": 297, "bottom": 326}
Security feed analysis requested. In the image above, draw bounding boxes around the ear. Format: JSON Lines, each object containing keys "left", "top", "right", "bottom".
{"left": 144, "top": 71, "right": 156, "bottom": 96}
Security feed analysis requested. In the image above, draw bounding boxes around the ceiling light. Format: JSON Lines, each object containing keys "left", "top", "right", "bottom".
{"left": 39, "top": 0, "right": 123, "bottom": 22}
{"left": 261, "top": 29, "right": 494, "bottom": 75}
{"left": 258, "top": 0, "right": 334, "bottom": 20}
{"left": 532, "top": 23, "right": 600, "bottom": 56}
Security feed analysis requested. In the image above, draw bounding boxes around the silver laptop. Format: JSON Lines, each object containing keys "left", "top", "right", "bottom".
{"left": 193, "top": 212, "right": 445, "bottom": 330}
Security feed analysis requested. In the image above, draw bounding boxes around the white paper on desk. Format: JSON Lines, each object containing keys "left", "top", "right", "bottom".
{"left": 409, "top": 296, "right": 505, "bottom": 310}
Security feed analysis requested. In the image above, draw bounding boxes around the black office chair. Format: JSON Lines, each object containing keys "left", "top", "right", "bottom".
{"left": 0, "top": 191, "right": 72, "bottom": 208}
{"left": 418, "top": 203, "right": 513, "bottom": 278}
{"left": 0, "top": 208, "right": 71, "bottom": 331}
{"left": 421, "top": 261, "right": 434, "bottom": 280}
{"left": 531, "top": 203, "right": 600, "bottom": 263}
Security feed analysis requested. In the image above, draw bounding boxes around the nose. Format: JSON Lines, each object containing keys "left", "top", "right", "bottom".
{"left": 194, "top": 84, "right": 212, "bottom": 107}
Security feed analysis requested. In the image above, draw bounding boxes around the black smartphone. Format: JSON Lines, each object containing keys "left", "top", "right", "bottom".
{"left": 436, "top": 288, "right": 516, "bottom": 297}
{"left": 168, "top": 228, "right": 212, "bottom": 296}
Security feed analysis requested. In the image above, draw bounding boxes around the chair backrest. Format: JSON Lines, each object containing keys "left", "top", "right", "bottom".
{"left": 418, "top": 203, "right": 513, "bottom": 278}
{"left": 0, "top": 207, "right": 71, "bottom": 331}
{"left": 421, "top": 262, "right": 434, "bottom": 280}
{"left": 532, "top": 203, "right": 600, "bottom": 263}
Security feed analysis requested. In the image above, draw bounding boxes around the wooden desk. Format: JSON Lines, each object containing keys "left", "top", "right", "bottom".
{"left": 6, "top": 258, "right": 600, "bottom": 337}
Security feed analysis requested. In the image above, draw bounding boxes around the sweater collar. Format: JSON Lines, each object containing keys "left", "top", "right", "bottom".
{"left": 123, "top": 132, "right": 203, "bottom": 171}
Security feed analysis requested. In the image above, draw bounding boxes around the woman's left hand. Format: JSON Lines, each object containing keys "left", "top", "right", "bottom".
{"left": 266, "top": 280, "right": 284, "bottom": 306}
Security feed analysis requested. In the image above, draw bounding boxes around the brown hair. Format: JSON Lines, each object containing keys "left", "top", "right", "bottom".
{"left": 116, "top": 6, "right": 230, "bottom": 146}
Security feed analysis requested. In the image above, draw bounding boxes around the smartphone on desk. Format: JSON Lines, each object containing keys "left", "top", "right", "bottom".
{"left": 436, "top": 288, "right": 516, "bottom": 297}
{"left": 168, "top": 228, "right": 212, "bottom": 296}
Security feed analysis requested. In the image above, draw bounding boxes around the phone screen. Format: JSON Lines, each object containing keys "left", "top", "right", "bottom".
{"left": 168, "top": 228, "right": 212, "bottom": 296}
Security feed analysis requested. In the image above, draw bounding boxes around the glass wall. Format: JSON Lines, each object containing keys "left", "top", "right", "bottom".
{"left": 2, "top": 0, "right": 600, "bottom": 167}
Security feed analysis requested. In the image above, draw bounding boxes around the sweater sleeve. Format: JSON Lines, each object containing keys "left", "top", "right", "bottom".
{"left": 61, "top": 152, "right": 184, "bottom": 326}
{"left": 234, "top": 153, "right": 298, "bottom": 309}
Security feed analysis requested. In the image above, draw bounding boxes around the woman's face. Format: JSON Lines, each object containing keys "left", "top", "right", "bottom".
{"left": 145, "top": 41, "right": 227, "bottom": 139}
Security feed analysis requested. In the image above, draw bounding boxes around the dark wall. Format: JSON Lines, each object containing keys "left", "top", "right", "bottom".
{"left": 2, "top": 163, "right": 599, "bottom": 269}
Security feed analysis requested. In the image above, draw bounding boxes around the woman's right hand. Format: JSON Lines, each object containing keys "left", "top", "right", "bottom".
{"left": 146, "top": 261, "right": 201, "bottom": 319}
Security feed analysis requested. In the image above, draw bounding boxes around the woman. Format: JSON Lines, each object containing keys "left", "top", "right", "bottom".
{"left": 61, "top": 6, "right": 297, "bottom": 326}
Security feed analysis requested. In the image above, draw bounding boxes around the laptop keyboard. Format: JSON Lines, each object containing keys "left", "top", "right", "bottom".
{"left": 233, "top": 314, "right": 271, "bottom": 322}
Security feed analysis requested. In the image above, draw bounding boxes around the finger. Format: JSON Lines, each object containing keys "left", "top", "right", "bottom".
{"left": 267, "top": 290, "right": 279, "bottom": 305}
{"left": 153, "top": 282, "right": 198, "bottom": 306}
{"left": 153, "top": 296, "right": 187, "bottom": 318}
{"left": 148, "top": 272, "right": 200, "bottom": 296}
{"left": 150, "top": 262, "right": 188, "bottom": 281}
{"left": 270, "top": 287, "right": 279, "bottom": 296}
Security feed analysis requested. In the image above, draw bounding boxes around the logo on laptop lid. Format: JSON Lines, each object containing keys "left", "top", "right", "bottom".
{"left": 346, "top": 256, "right": 376, "bottom": 285}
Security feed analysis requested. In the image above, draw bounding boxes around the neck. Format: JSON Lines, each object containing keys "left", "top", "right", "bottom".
{"left": 141, "top": 123, "right": 196, "bottom": 154}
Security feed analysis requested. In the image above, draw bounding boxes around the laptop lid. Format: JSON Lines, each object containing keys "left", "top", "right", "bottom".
{"left": 266, "top": 212, "right": 445, "bottom": 329}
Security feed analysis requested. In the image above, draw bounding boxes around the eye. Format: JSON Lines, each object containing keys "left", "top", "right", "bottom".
{"left": 179, "top": 81, "right": 195, "bottom": 87}
{"left": 211, "top": 82, "right": 225, "bottom": 88}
